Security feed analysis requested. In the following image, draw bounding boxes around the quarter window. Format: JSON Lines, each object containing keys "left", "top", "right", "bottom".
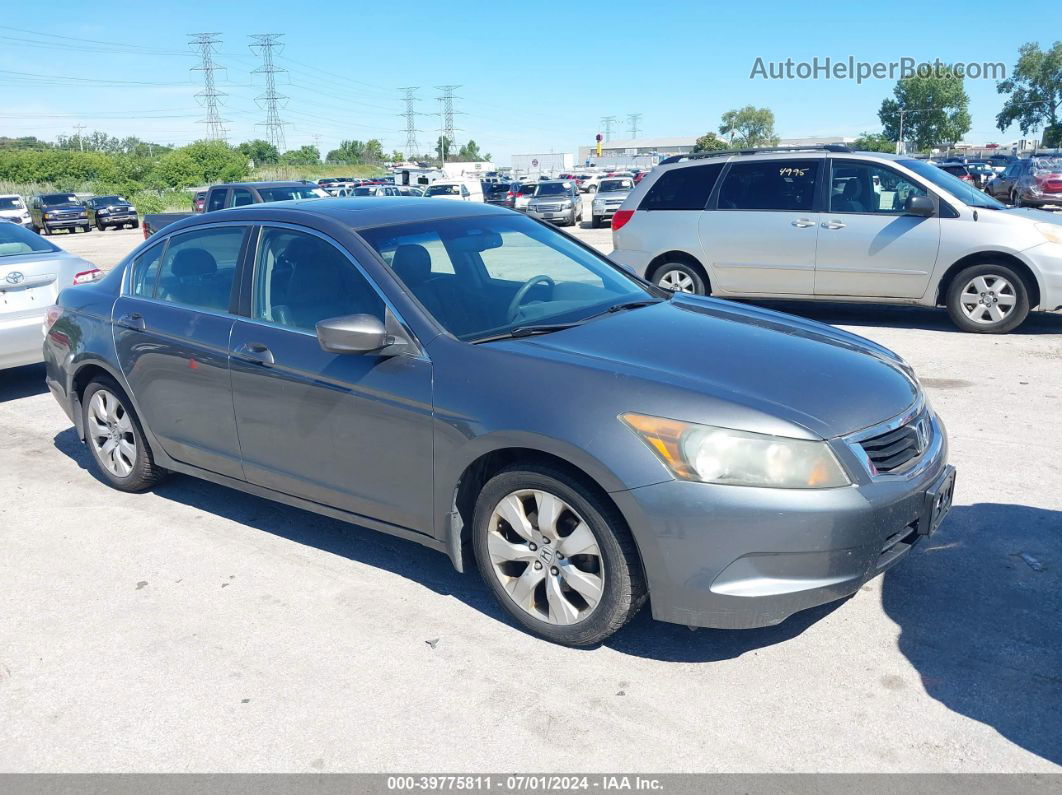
{"left": 156, "top": 226, "right": 245, "bottom": 312}
{"left": 640, "top": 163, "right": 723, "bottom": 211}
{"left": 830, "top": 162, "right": 927, "bottom": 214}
{"left": 130, "top": 241, "right": 165, "bottom": 297}
{"left": 717, "top": 159, "right": 819, "bottom": 211}
{"left": 252, "top": 228, "right": 384, "bottom": 332}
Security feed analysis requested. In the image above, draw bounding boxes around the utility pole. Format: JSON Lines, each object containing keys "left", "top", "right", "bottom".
{"left": 600, "top": 115, "right": 617, "bottom": 142}
{"left": 897, "top": 109, "right": 907, "bottom": 155}
{"left": 627, "top": 113, "right": 642, "bottom": 140}
{"left": 72, "top": 123, "right": 86, "bottom": 151}
{"left": 188, "top": 33, "right": 228, "bottom": 141}
{"left": 434, "top": 84, "right": 462, "bottom": 161}
{"left": 398, "top": 86, "right": 423, "bottom": 160}
{"left": 249, "top": 34, "right": 288, "bottom": 152}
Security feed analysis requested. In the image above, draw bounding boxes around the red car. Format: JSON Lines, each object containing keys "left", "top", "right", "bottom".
{"left": 192, "top": 191, "right": 206, "bottom": 213}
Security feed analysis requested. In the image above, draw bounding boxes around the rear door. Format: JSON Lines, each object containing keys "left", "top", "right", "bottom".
{"left": 113, "top": 224, "right": 250, "bottom": 479}
{"left": 228, "top": 224, "right": 435, "bottom": 533}
{"left": 814, "top": 159, "right": 940, "bottom": 299}
{"left": 700, "top": 158, "right": 822, "bottom": 294}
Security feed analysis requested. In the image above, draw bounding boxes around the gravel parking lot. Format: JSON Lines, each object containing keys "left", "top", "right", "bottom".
{"left": 2, "top": 215, "right": 1060, "bottom": 773}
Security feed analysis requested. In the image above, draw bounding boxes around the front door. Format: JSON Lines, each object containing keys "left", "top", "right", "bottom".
{"left": 228, "top": 225, "right": 435, "bottom": 534}
{"left": 700, "top": 158, "right": 822, "bottom": 295}
{"left": 113, "top": 224, "right": 249, "bottom": 479}
{"left": 814, "top": 160, "right": 940, "bottom": 299}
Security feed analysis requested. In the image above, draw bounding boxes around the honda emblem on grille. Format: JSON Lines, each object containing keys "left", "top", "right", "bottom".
{"left": 5, "top": 271, "right": 25, "bottom": 285}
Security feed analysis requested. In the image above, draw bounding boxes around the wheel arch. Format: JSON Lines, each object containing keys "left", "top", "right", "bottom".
{"left": 645, "top": 250, "right": 711, "bottom": 291}
{"left": 936, "top": 251, "right": 1042, "bottom": 309}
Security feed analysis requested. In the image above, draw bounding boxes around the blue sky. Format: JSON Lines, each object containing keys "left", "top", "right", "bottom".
{"left": 2, "top": 0, "right": 1059, "bottom": 162}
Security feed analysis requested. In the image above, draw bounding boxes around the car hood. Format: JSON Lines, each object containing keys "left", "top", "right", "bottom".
{"left": 512, "top": 296, "right": 919, "bottom": 440}
{"left": 42, "top": 203, "right": 84, "bottom": 211}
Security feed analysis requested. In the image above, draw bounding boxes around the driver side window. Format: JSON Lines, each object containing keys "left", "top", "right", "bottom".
{"left": 252, "top": 227, "right": 384, "bottom": 332}
{"left": 830, "top": 162, "right": 927, "bottom": 214}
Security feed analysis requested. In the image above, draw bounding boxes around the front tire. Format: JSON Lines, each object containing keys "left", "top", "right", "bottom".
{"left": 472, "top": 464, "right": 646, "bottom": 646}
{"left": 945, "top": 263, "right": 1030, "bottom": 334}
{"left": 653, "top": 262, "right": 707, "bottom": 295}
{"left": 96, "top": 219, "right": 106, "bottom": 231}
{"left": 82, "top": 377, "right": 168, "bottom": 492}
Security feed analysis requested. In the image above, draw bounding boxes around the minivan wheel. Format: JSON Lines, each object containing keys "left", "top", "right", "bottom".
{"left": 82, "top": 377, "right": 167, "bottom": 492}
{"left": 945, "top": 263, "right": 1030, "bottom": 334}
{"left": 654, "top": 262, "right": 706, "bottom": 295}
{"left": 472, "top": 465, "right": 646, "bottom": 646}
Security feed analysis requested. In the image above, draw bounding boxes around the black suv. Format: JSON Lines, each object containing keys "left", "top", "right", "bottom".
{"left": 29, "top": 193, "right": 90, "bottom": 235}
{"left": 83, "top": 195, "right": 139, "bottom": 231}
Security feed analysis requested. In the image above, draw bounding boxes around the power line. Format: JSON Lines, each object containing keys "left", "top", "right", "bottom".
{"left": 398, "top": 87, "right": 423, "bottom": 159}
{"left": 627, "top": 113, "right": 642, "bottom": 140}
{"left": 249, "top": 34, "right": 288, "bottom": 152}
{"left": 188, "top": 33, "right": 229, "bottom": 141}
{"left": 435, "top": 84, "right": 462, "bottom": 158}
{"left": 600, "top": 115, "right": 617, "bottom": 142}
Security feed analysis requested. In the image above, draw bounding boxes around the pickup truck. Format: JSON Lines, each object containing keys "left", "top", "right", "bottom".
{"left": 142, "top": 181, "right": 327, "bottom": 238}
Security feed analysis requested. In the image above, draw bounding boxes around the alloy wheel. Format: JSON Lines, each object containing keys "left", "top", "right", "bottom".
{"left": 486, "top": 489, "right": 604, "bottom": 626}
{"left": 658, "top": 269, "right": 696, "bottom": 293}
{"left": 958, "top": 274, "right": 1017, "bottom": 325}
{"left": 87, "top": 389, "right": 137, "bottom": 478}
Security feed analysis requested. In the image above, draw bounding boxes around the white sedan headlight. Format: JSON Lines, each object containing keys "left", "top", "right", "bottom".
{"left": 621, "top": 413, "right": 850, "bottom": 489}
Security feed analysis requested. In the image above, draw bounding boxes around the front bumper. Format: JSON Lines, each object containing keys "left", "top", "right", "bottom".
{"left": 0, "top": 312, "right": 47, "bottom": 369}
{"left": 527, "top": 206, "right": 577, "bottom": 222}
{"left": 612, "top": 417, "right": 952, "bottom": 630}
{"left": 98, "top": 213, "right": 137, "bottom": 224}
{"left": 43, "top": 217, "right": 87, "bottom": 229}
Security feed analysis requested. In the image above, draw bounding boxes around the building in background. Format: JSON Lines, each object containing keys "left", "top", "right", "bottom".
{"left": 511, "top": 153, "right": 574, "bottom": 176}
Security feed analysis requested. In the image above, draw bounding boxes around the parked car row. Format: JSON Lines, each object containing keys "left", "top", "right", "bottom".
{"left": 10, "top": 193, "right": 140, "bottom": 236}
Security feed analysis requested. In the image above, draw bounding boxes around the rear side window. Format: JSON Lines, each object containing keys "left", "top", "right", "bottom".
{"left": 207, "top": 190, "right": 227, "bottom": 212}
{"left": 717, "top": 159, "right": 819, "bottom": 211}
{"left": 640, "top": 163, "right": 723, "bottom": 210}
{"left": 130, "top": 242, "right": 165, "bottom": 297}
{"left": 156, "top": 226, "right": 245, "bottom": 312}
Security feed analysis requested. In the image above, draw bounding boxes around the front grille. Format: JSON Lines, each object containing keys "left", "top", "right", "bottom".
{"left": 535, "top": 203, "right": 563, "bottom": 212}
{"left": 858, "top": 415, "right": 927, "bottom": 474}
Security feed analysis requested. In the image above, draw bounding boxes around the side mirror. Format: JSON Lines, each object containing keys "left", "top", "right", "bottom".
{"left": 316, "top": 314, "right": 389, "bottom": 354}
{"left": 905, "top": 195, "right": 936, "bottom": 217}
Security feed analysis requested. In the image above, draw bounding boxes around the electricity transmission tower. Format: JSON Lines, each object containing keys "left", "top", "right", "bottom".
{"left": 249, "top": 34, "right": 288, "bottom": 152}
{"left": 189, "top": 33, "right": 228, "bottom": 141}
{"left": 398, "top": 87, "right": 423, "bottom": 160}
{"left": 434, "top": 85, "right": 462, "bottom": 159}
{"left": 627, "top": 113, "right": 642, "bottom": 140}
{"left": 600, "top": 115, "right": 617, "bottom": 142}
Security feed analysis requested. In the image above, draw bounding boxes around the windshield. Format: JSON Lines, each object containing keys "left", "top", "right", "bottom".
{"left": 42, "top": 194, "right": 78, "bottom": 206}
{"left": 257, "top": 186, "right": 328, "bottom": 202}
{"left": 0, "top": 197, "right": 24, "bottom": 210}
{"left": 899, "top": 159, "right": 1005, "bottom": 209}
{"left": 0, "top": 221, "right": 59, "bottom": 257}
{"left": 359, "top": 214, "right": 651, "bottom": 341}
{"left": 599, "top": 179, "right": 633, "bottom": 192}
{"left": 352, "top": 186, "right": 374, "bottom": 196}
{"left": 533, "top": 183, "right": 572, "bottom": 197}
{"left": 426, "top": 184, "right": 461, "bottom": 196}
{"left": 93, "top": 195, "right": 122, "bottom": 205}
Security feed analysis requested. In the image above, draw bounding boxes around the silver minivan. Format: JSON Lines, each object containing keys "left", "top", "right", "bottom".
{"left": 610, "top": 146, "right": 1062, "bottom": 333}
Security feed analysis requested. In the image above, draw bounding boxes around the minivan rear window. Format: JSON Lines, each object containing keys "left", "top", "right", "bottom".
{"left": 640, "top": 163, "right": 723, "bottom": 211}
{"left": 717, "top": 159, "right": 819, "bottom": 212}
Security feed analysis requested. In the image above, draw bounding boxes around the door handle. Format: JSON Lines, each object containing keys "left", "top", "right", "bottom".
{"left": 822, "top": 220, "right": 847, "bottom": 230}
{"left": 116, "top": 312, "right": 145, "bottom": 332}
{"left": 233, "top": 342, "right": 275, "bottom": 367}
{"left": 791, "top": 218, "right": 816, "bottom": 228}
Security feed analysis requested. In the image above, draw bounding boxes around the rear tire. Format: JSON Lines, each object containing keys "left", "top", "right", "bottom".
{"left": 653, "top": 261, "right": 707, "bottom": 295}
{"left": 945, "top": 263, "right": 1030, "bottom": 334}
{"left": 82, "top": 377, "right": 168, "bottom": 492}
{"left": 472, "top": 464, "right": 646, "bottom": 647}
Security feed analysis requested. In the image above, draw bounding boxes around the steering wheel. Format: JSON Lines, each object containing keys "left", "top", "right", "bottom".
{"left": 506, "top": 274, "right": 555, "bottom": 322}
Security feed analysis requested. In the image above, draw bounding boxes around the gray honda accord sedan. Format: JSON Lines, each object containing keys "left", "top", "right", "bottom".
{"left": 43, "top": 198, "right": 955, "bottom": 646}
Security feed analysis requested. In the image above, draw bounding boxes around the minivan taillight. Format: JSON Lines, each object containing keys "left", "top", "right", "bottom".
{"left": 611, "top": 209, "right": 634, "bottom": 231}
{"left": 73, "top": 268, "right": 104, "bottom": 285}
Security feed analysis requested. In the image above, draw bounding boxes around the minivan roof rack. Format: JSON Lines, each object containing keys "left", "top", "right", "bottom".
{"left": 659, "top": 143, "right": 852, "bottom": 166}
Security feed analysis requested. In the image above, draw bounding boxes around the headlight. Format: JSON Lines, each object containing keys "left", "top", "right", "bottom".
{"left": 98, "top": 209, "right": 109, "bottom": 214}
{"left": 620, "top": 413, "right": 851, "bottom": 489}
{"left": 44, "top": 212, "right": 54, "bottom": 219}
{"left": 562, "top": 200, "right": 573, "bottom": 208}
{"left": 127, "top": 205, "right": 136, "bottom": 212}
{"left": 1035, "top": 222, "right": 1062, "bottom": 245}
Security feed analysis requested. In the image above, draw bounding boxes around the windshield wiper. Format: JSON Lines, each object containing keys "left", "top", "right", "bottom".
{"left": 471, "top": 323, "right": 582, "bottom": 344}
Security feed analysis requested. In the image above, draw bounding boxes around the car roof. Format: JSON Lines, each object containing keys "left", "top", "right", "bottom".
{"left": 213, "top": 181, "right": 310, "bottom": 188}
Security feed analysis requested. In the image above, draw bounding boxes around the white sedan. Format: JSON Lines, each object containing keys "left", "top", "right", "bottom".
{"left": 0, "top": 221, "right": 102, "bottom": 370}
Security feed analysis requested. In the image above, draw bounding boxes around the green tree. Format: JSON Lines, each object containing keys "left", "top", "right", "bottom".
{"left": 279, "top": 145, "right": 321, "bottom": 165}
{"left": 364, "top": 139, "right": 385, "bottom": 163}
{"left": 457, "top": 139, "right": 489, "bottom": 161}
{"left": 879, "top": 67, "right": 971, "bottom": 151}
{"left": 996, "top": 41, "right": 1062, "bottom": 147}
{"left": 391, "top": 150, "right": 405, "bottom": 162}
{"left": 693, "top": 132, "right": 728, "bottom": 152}
{"left": 237, "top": 139, "right": 280, "bottom": 166}
{"left": 719, "top": 106, "right": 779, "bottom": 148}
{"left": 326, "top": 139, "right": 367, "bottom": 164}
{"left": 853, "top": 131, "right": 896, "bottom": 153}
{"left": 435, "top": 136, "right": 453, "bottom": 161}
